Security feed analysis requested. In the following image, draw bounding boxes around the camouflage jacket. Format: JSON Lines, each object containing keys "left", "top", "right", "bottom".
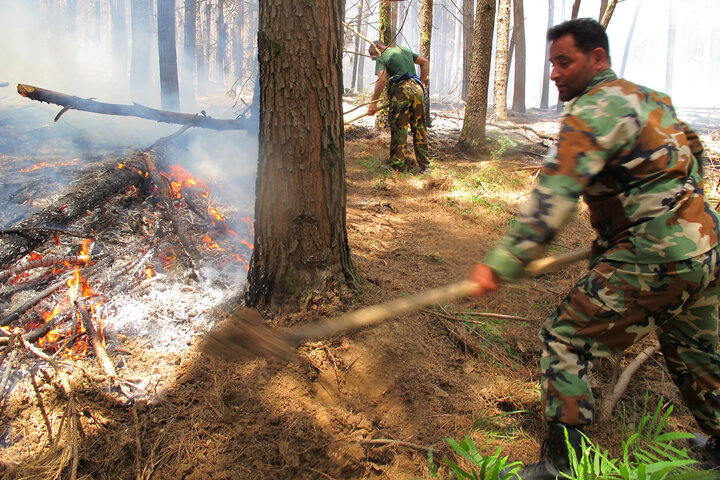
{"left": 485, "top": 69, "right": 719, "bottom": 282}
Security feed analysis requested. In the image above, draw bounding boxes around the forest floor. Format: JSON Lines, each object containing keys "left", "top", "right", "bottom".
{"left": 1, "top": 97, "right": 720, "bottom": 479}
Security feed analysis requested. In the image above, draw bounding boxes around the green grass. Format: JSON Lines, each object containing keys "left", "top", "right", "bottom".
{"left": 427, "top": 394, "right": 714, "bottom": 480}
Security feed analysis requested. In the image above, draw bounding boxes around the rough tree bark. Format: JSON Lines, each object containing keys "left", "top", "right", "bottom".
{"left": 461, "top": 0, "right": 473, "bottom": 100}
{"left": 157, "top": 0, "right": 180, "bottom": 111}
{"left": 246, "top": 0, "right": 354, "bottom": 308}
{"left": 493, "top": 0, "right": 512, "bottom": 120}
{"left": 600, "top": 0, "right": 618, "bottom": 27}
{"left": 379, "top": 0, "right": 392, "bottom": 45}
{"left": 457, "top": 0, "right": 496, "bottom": 154}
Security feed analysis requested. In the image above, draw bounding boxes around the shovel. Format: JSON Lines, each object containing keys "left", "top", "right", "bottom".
{"left": 202, "top": 247, "right": 591, "bottom": 361}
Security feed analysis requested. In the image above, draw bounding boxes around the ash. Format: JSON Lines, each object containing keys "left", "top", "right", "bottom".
{"left": 103, "top": 271, "right": 246, "bottom": 353}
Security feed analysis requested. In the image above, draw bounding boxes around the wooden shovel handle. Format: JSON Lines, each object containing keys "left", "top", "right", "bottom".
{"left": 283, "top": 247, "right": 591, "bottom": 346}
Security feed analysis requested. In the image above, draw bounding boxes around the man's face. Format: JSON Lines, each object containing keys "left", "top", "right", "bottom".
{"left": 549, "top": 34, "right": 600, "bottom": 101}
{"left": 369, "top": 46, "right": 379, "bottom": 60}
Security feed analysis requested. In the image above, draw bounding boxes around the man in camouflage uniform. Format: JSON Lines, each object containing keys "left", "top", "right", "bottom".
{"left": 469, "top": 18, "right": 720, "bottom": 479}
{"left": 368, "top": 41, "right": 429, "bottom": 173}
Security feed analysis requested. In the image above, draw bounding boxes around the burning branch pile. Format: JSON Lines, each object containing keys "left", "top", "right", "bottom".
{"left": 0, "top": 137, "right": 254, "bottom": 478}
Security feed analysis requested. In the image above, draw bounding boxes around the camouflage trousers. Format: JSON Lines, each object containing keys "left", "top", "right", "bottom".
{"left": 388, "top": 80, "right": 428, "bottom": 171}
{"left": 541, "top": 247, "right": 720, "bottom": 435}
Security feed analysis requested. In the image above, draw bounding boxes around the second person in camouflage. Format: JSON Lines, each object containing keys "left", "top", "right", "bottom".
{"left": 368, "top": 41, "right": 429, "bottom": 173}
{"left": 468, "top": 18, "right": 720, "bottom": 479}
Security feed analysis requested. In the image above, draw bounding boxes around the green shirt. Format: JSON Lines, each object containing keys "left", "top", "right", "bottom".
{"left": 374, "top": 46, "right": 419, "bottom": 81}
{"left": 485, "top": 69, "right": 719, "bottom": 281}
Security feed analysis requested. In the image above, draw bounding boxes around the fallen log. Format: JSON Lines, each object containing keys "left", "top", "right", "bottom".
{"left": 17, "top": 84, "right": 250, "bottom": 131}
{"left": 0, "top": 156, "right": 147, "bottom": 270}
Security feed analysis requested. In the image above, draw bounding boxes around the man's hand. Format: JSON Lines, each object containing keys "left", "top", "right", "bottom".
{"left": 468, "top": 263, "right": 501, "bottom": 296}
{"left": 367, "top": 101, "right": 378, "bottom": 116}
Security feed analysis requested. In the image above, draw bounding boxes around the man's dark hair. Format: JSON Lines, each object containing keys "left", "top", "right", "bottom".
{"left": 547, "top": 18, "right": 610, "bottom": 58}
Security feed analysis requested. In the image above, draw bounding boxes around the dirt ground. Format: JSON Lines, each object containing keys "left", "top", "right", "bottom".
{"left": 2, "top": 105, "right": 720, "bottom": 479}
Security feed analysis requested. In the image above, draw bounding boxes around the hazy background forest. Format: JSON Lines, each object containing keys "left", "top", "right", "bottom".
{"left": 2, "top": 0, "right": 719, "bottom": 127}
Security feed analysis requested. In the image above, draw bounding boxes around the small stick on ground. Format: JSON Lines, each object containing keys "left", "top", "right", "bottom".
{"left": 599, "top": 343, "right": 659, "bottom": 421}
{"left": 355, "top": 438, "right": 432, "bottom": 453}
{"left": 77, "top": 299, "right": 117, "bottom": 385}
{"left": 30, "top": 368, "right": 54, "bottom": 444}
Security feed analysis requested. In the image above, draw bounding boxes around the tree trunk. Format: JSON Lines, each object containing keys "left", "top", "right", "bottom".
{"left": 232, "top": 0, "right": 245, "bottom": 87}
{"left": 110, "top": 0, "right": 128, "bottom": 82}
{"left": 379, "top": 0, "right": 392, "bottom": 45}
{"left": 600, "top": 0, "right": 618, "bottom": 27}
{"left": 246, "top": 0, "right": 353, "bottom": 308}
{"left": 351, "top": 0, "right": 364, "bottom": 91}
{"left": 461, "top": 0, "right": 473, "bottom": 100}
{"left": 457, "top": 0, "right": 495, "bottom": 154}
{"left": 182, "top": 0, "right": 197, "bottom": 109}
{"left": 419, "top": 0, "right": 433, "bottom": 127}
{"left": 216, "top": 0, "right": 228, "bottom": 82}
{"left": 598, "top": 0, "right": 608, "bottom": 22}
{"left": 197, "top": 1, "right": 211, "bottom": 96}
{"left": 130, "top": 0, "right": 152, "bottom": 104}
{"left": 157, "top": 0, "right": 180, "bottom": 111}
{"left": 493, "top": 0, "right": 511, "bottom": 120}
{"left": 511, "top": 0, "right": 526, "bottom": 113}
{"left": 540, "top": 0, "right": 554, "bottom": 110}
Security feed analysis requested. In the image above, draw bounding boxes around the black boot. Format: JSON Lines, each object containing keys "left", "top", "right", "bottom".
{"left": 507, "top": 422, "right": 584, "bottom": 480}
{"left": 689, "top": 433, "right": 720, "bottom": 468}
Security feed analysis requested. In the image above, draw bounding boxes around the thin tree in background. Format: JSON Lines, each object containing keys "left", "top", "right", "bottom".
{"left": 620, "top": 0, "right": 643, "bottom": 78}
{"left": 458, "top": 0, "right": 496, "bottom": 154}
{"left": 216, "top": 0, "right": 228, "bottom": 82}
{"left": 665, "top": 0, "right": 675, "bottom": 96}
{"left": 130, "top": 0, "right": 152, "bottom": 103}
{"left": 600, "top": 0, "right": 619, "bottom": 28}
{"left": 351, "top": 0, "right": 364, "bottom": 91}
{"left": 511, "top": 0, "right": 526, "bottom": 113}
{"left": 571, "top": 0, "right": 581, "bottom": 19}
{"left": 246, "top": 0, "right": 354, "bottom": 307}
{"left": 232, "top": 0, "right": 244, "bottom": 88}
{"left": 182, "top": 0, "right": 197, "bottom": 108}
{"left": 539, "top": 0, "right": 554, "bottom": 110}
{"left": 493, "top": 0, "right": 512, "bottom": 120}
{"left": 598, "top": 0, "right": 608, "bottom": 21}
{"left": 157, "top": 0, "right": 180, "bottom": 111}
{"left": 461, "top": 0, "right": 473, "bottom": 100}
{"left": 419, "top": 0, "right": 433, "bottom": 127}
{"left": 197, "top": 1, "right": 211, "bottom": 96}
{"left": 110, "top": 0, "right": 128, "bottom": 81}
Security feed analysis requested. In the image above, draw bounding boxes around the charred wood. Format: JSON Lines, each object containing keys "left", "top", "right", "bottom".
{"left": 139, "top": 150, "right": 201, "bottom": 272}
{"left": 0, "top": 226, "right": 125, "bottom": 246}
{"left": 17, "top": 84, "right": 250, "bottom": 131}
{"left": 0, "top": 157, "right": 147, "bottom": 270}
{"left": 0, "top": 254, "right": 90, "bottom": 284}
